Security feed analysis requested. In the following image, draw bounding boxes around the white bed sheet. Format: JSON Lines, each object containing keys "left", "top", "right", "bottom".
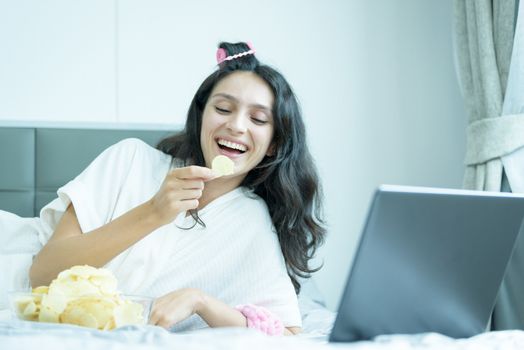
{"left": 2, "top": 209, "right": 524, "bottom": 349}
{"left": 2, "top": 311, "right": 524, "bottom": 350}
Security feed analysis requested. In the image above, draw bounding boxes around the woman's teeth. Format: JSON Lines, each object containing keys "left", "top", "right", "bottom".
{"left": 217, "top": 139, "right": 247, "bottom": 152}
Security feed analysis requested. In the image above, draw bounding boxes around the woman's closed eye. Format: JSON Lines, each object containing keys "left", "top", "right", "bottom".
{"left": 251, "top": 117, "right": 268, "bottom": 125}
{"left": 215, "top": 106, "right": 231, "bottom": 114}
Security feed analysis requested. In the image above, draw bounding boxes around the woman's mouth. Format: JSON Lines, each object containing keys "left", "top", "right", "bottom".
{"left": 216, "top": 138, "right": 248, "bottom": 157}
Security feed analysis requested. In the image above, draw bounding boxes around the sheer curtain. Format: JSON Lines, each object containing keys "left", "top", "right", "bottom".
{"left": 454, "top": 0, "right": 519, "bottom": 191}
{"left": 501, "top": 1, "right": 524, "bottom": 193}
{"left": 494, "top": 0, "right": 524, "bottom": 330}
{"left": 454, "top": 0, "right": 524, "bottom": 329}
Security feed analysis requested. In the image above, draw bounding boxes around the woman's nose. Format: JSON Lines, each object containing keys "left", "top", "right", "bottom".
{"left": 226, "top": 113, "right": 247, "bottom": 134}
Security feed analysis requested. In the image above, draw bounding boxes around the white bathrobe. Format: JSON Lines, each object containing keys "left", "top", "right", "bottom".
{"left": 1, "top": 138, "right": 301, "bottom": 331}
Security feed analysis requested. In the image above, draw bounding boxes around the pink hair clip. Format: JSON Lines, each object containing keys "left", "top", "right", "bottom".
{"left": 216, "top": 42, "right": 256, "bottom": 64}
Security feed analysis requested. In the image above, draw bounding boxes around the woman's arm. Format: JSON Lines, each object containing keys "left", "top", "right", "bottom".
{"left": 199, "top": 294, "right": 301, "bottom": 335}
{"left": 30, "top": 165, "right": 215, "bottom": 287}
{"left": 149, "top": 288, "right": 301, "bottom": 335}
{"left": 30, "top": 201, "right": 162, "bottom": 287}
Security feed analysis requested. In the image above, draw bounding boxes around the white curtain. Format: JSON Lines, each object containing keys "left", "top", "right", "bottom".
{"left": 492, "top": 0, "right": 524, "bottom": 330}
{"left": 501, "top": 0, "right": 524, "bottom": 193}
{"left": 454, "top": 0, "right": 524, "bottom": 329}
{"left": 454, "top": 0, "right": 520, "bottom": 191}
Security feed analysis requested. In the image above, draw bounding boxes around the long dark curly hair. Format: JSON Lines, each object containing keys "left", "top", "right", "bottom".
{"left": 157, "top": 42, "right": 326, "bottom": 294}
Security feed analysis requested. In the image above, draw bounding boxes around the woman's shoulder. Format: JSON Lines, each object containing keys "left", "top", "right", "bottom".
{"left": 109, "top": 138, "right": 162, "bottom": 156}
{"left": 105, "top": 138, "right": 172, "bottom": 164}
{"left": 81, "top": 138, "right": 172, "bottom": 184}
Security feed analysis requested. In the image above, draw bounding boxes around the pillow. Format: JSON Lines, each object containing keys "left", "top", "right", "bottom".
{"left": 0, "top": 210, "right": 43, "bottom": 309}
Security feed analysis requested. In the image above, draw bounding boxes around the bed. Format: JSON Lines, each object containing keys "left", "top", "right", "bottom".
{"left": 0, "top": 122, "right": 523, "bottom": 349}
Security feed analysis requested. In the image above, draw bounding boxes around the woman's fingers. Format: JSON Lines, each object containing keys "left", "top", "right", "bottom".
{"left": 179, "top": 180, "right": 205, "bottom": 190}
{"left": 173, "top": 165, "right": 217, "bottom": 181}
{"left": 161, "top": 174, "right": 203, "bottom": 191}
{"left": 178, "top": 199, "right": 199, "bottom": 211}
{"left": 176, "top": 189, "right": 203, "bottom": 201}
{"left": 148, "top": 288, "right": 202, "bottom": 329}
{"left": 149, "top": 165, "right": 217, "bottom": 225}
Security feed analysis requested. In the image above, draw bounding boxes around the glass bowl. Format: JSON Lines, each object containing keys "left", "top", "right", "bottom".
{"left": 8, "top": 291, "right": 153, "bottom": 329}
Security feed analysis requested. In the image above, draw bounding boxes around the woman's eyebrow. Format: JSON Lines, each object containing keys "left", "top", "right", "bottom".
{"left": 211, "top": 92, "right": 238, "bottom": 102}
{"left": 211, "top": 93, "right": 272, "bottom": 113}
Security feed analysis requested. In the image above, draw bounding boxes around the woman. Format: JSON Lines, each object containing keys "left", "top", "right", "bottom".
{"left": 30, "top": 42, "right": 326, "bottom": 335}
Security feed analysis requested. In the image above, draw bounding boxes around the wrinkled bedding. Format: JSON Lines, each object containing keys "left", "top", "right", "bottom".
{"left": 1, "top": 315, "right": 524, "bottom": 350}
{"left": 3, "top": 211, "right": 524, "bottom": 349}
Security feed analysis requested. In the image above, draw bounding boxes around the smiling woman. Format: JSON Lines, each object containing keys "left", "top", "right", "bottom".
{"left": 29, "top": 41, "right": 325, "bottom": 336}
{"left": 201, "top": 71, "right": 275, "bottom": 181}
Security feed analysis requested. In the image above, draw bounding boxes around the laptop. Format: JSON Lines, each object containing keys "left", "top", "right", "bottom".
{"left": 329, "top": 185, "right": 524, "bottom": 342}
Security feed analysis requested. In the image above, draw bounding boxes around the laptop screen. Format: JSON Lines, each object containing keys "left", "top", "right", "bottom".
{"left": 329, "top": 185, "right": 524, "bottom": 342}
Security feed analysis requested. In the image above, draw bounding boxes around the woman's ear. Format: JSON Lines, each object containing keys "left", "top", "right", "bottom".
{"left": 266, "top": 143, "right": 276, "bottom": 157}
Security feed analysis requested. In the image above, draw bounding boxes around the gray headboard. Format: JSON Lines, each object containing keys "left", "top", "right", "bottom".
{"left": 0, "top": 124, "right": 175, "bottom": 217}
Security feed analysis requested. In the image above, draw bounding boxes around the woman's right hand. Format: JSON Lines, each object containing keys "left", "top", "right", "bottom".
{"left": 149, "top": 165, "right": 216, "bottom": 226}
{"left": 31, "top": 167, "right": 216, "bottom": 288}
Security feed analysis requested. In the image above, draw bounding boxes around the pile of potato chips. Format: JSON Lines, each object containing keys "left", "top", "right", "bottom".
{"left": 13, "top": 265, "right": 147, "bottom": 330}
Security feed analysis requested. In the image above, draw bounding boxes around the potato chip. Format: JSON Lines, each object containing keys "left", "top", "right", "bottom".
{"left": 60, "top": 297, "right": 115, "bottom": 329}
{"left": 212, "top": 155, "right": 234, "bottom": 176}
{"left": 113, "top": 301, "right": 144, "bottom": 328}
{"left": 57, "top": 265, "right": 103, "bottom": 280}
{"left": 49, "top": 279, "right": 102, "bottom": 298}
{"left": 14, "top": 296, "right": 34, "bottom": 312}
{"left": 41, "top": 293, "right": 68, "bottom": 314}
{"left": 14, "top": 293, "right": 42, "bottom": 316}
{"left": 52, "top": 265, "right": 117, "bottom": 296}
{"left": 89, "top": 275, "right": 118, "bottom": 295}
{"left": 21, "top": 301, "right": 39, "bottom": 321}
{"left": 22, "top": 301, "right": 37, "bottom": 316}
{"left": 103, "top": 317, "right": 116, "bottom": 331}
{"left": 39, "top": 305, "right": 60, "bottom": 323}
{"left": 61, "top": 306, "right": 99, "bottom": 329}
{"left": 32, "top": 286, "right": 49, "bottom": 294}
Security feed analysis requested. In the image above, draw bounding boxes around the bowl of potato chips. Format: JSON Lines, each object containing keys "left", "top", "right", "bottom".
{"left": 9, "top": 265, "right": 153, "bottom": 330}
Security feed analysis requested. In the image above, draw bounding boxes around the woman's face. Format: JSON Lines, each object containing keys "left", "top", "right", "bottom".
{"left": 200, "top": 71, "right": 275, "bottom": 181}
